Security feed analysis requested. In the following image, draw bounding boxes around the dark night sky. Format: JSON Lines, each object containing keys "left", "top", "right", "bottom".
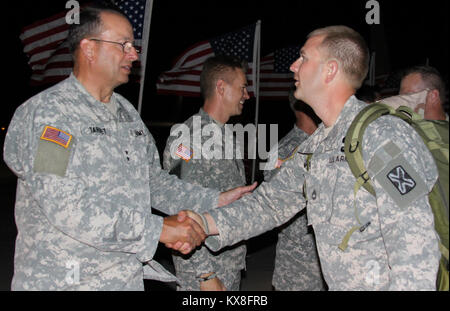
{"left": 3, "top": 0, "right": 449, "bottom": 135}
{"left": 0, "top": 0, "right": 448, "bottom": 292}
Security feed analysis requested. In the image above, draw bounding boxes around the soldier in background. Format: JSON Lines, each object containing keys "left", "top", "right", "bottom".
{"left": 264, "top": 89, "right": 325, "bottom": 291}
{"left": 399, "top": 65, "right": 449, "bottom": 121}
{"left": 163, "top": 55, "right": 250, "bottom": 291}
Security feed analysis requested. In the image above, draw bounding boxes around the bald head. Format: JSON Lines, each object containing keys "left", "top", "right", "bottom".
{"left": 67, "top": 4, "right": 130, "bottom": 62}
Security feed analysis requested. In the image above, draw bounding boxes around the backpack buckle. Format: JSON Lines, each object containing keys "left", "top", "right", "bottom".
{"left": 349, "top": 141, "right": 359, "bottom": 153}
{"left": 359, "top": 171, "right": 370, "bottom": 183}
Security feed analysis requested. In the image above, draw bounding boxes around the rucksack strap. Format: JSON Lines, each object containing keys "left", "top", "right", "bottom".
{"left": 344, "top": 103, "right": 396, "bottom": 196}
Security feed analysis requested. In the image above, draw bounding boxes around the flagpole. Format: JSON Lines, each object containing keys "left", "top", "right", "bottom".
{"left": 367, "top": 51, "right": 375, "bottom": 86}
{"left": 137, "top": 0, "right": 154, "bottom": 115}
{"left": 371, "top": 51, "right": 376, "bottom": 86}
{"left": 251, "top": 20, "right": 261, "bottom": 184}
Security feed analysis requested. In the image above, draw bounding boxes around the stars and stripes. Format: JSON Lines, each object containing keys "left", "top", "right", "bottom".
{"left": 259, "top": 45, "right": 300, "bottom": 100}
{"left": 156, "top": 23, "right": 258, "bottom": 97}
{"left": 40, "top": 126, "right": 72, "bottom": 148}
{"left": 175, "top": 144, "right": 193, "bottom": 162}
{"left": 20, "top": 11, "right": 72, "bottom": 85}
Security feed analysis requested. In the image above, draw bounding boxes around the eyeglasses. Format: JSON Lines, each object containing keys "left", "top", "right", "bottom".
{"left": 89, "top": 38, "right": 141, "bottom": 54}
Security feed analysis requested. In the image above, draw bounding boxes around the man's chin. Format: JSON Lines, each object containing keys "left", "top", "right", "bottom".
{"left": 116, "top": 75, "right": 130, "bottom": 87}
{"left": 294, "top": 89, "right": 303, "bottom": 101}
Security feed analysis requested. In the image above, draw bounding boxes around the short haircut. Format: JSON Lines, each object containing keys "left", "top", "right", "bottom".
{"left": 67, "top": 2, "right": 129, "bottom": 58}
{"left": 200, "top": 55, "right": 247, "bottom": 100}
{"left": 307, "top": 25, "right": 369, "bottom": 89}
{"left": 402, "top": 65, "right": 447, "bottom": 104}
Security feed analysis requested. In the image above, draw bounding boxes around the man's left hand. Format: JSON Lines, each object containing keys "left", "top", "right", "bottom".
{"left": 218, "top": 182, "right": 257, "bottom": 207}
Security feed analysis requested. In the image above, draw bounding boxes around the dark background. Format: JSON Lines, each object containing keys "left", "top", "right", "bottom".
{"left": 0, "top": 0, "right": 448, "bottom": 291}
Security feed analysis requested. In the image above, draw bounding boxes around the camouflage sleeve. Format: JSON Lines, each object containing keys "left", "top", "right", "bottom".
{"left": 162, "top": 123, "right": 184, "bottom": 173}
{"left": 148, "top": 135, "right": 220, "bottom": 215}
{"left": 263, "top": 127, "right": 308, "bottom": 182}
{"left": 363, "top": 116, "right": 440, "bottom": 290}
{"left": 162, "top": 130, "right": 216, "bottom": 275}
{"left": 205, "top": 154, "right": 307, "bottom": 251}
{"left": 3, "top": 102, "right": 163, "bottom": 263}
{"left": 262, "top": 145, "right": 279, "bottom": 181}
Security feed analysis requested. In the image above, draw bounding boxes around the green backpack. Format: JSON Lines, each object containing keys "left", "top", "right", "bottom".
{"left": 344, "top": 102, "right": 449, "bottom": 291}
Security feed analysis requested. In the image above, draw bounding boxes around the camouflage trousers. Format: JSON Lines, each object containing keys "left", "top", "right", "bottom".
{"left": 272, "top": 234, "right": 326, "bottom": 291}
{"left": 176, "top": 269, "right": 242, "bottom": 291}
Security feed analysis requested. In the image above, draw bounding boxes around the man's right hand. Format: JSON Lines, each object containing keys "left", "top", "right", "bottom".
{"left": 160, "top": 212, "right": 206, "bottom": 254}
{"left": 200, "top": 276, "right": 227, "bottom": 291}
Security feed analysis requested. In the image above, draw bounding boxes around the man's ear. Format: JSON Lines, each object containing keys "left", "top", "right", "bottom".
{"left": 216, "top": 79, "right": 225, "bottom": 96}
{"left": 79, "top": 38, "right": 95, "bottom": 62}
{"left": 325, "top": 59, "right": 338, "bottom": 83}
{"left": 427, "top": 89, "right": 440, "bottom": 105}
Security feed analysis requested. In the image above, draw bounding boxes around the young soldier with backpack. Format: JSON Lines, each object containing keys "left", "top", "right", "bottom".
{"left": 180, "top": 25, "right": 443, "bottom": 291}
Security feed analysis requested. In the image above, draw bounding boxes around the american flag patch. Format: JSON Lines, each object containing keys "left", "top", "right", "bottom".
{"left": 40, "top": 126, "right": 72, "bottom": 148}
{"left": 176, "top": 144, "right": 193, "bottom": 162}
{"left": 275, "top": 158, "right": 283, "bottom": 169}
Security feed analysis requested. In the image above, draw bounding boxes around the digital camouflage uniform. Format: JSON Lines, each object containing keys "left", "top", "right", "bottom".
{"left": 264, "top": 126, "right": 325, "bottom": 291}
{"left": 3, "top": 74, "right": 220, "bottom": 291}
{"left": 163, "top": 109, "right": 247, "bottom": 290}
{"left": 205, "top": 95, "right": 440, "bottom": 290}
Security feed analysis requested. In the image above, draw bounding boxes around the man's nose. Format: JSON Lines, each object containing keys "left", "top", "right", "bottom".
{"left": 290, "top": 58, "right": 300, "bottom": 73}
{"left": 127, "top": 47, "right": 139, "bottom": 62}
{"left": 243, "top": 88, "right": 250, "bottom": 99}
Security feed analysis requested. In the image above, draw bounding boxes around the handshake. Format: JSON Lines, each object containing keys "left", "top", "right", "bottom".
{"left": 159, "top": 182, "right": 257, "bottom": 254}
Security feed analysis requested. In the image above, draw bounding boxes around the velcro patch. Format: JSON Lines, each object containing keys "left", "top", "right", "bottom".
{"left": 373, "top": 155, "right": 427, "bottom": 208}
{"left": 34, "top": 127, "right": 74, "bottom": 177}
{"left": 40, "top": 126, "right": 72, "bottom": 148}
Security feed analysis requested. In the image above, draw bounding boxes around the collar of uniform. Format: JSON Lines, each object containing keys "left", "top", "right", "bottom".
{"left": 199, "top": 108, "right": 225, "bottom": 128}
{"left": 299, "top": 95, "right": 365, "bottom": 153}
{"left": 68, "top": 73, "right": 131, "bottom": 123}
{"left": 293, "top": 124, "right": 308, "bottom": 137}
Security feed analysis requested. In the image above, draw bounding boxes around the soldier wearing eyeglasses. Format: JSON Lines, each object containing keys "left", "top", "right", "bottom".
{"left": 3, "top": 3, "right": 255, "bottom": 291}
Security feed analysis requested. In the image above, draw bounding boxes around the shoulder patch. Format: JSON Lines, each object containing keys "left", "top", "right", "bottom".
{"left": 277, "top": 146, "right": 300, "bottom": 169}
{"left": 40, "top": 126, "right": 72, "bottom": 148}
{"left": 175, "top": 144, "right": 193, "bottom": 162}
{"left": 386, "top": 165, "right": 416, "bottom": 195}
{"left": 370, "top": 151, "right": 428, "bottom": 208}
{"left": 34, "top": 126, "right": 74, "bottom": 177}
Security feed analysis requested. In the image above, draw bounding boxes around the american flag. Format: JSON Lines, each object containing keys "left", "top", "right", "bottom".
{"left": 176, "top": 144, "right": 193, "bottom": 162}
{"left": 41, "top": 126, "right": 72, "bottom": 148}
{"left": 259, "top": 45, "right": 300, "bottom": 100}
{"left": 19, "top": 0, "right": 151, "bottom": 85}
{"left": 156, "top": 22, "right": 259, "bottom": 97}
